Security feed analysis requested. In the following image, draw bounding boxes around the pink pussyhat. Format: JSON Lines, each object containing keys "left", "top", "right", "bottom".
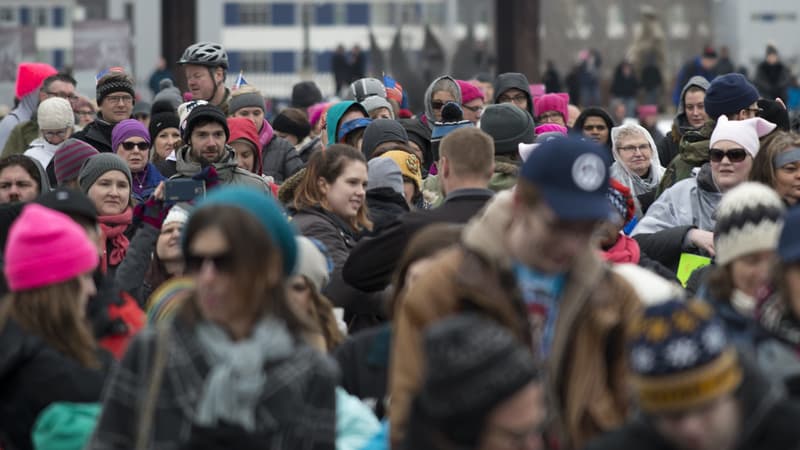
{"left": 533, "top": 93, "right": 569, "bottom": 121}
{"left": 4, "top": 204, "right": 99, "bottom": 291}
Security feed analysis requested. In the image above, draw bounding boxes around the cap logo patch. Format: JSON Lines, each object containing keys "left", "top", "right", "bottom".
{"left": 572, "top": 153, "right": 605, "bottom": 192}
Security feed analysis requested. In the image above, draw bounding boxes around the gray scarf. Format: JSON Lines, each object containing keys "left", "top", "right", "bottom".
{"left": 194, "top": 316, "right": 294, "bottom": 431}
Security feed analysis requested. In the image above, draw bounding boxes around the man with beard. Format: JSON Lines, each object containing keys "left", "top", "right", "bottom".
{"left": 171, "top": 104, "right": 269, "bottom": 193}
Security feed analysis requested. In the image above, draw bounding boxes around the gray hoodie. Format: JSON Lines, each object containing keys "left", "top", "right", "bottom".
{"left": 423, "top": 76, "right": 462, "bottom": 130}
{"left": 172, "top": 145, "right": 271, "bottom": 193}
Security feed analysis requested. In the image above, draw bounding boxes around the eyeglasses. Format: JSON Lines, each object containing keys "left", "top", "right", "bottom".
{"left": 42, "top": 129, "right": 69, "bottom": 139}
{"left": 709, "top": 147, "right": 749, "bottom": 163}
{"left": 105, "top": 95, "right": 134, "bottom": 105}
{"left": 618, "top": 144, "right": 652, "bottom": 154}
{"left": 120, "top": 141, "right": 150, "bottom": 151}
{"left": 45, "top": 91, "right": 78, "bottom": 102}
{"left": 462, "top": 104, "right": 483, "bottom": 113}
{"left": 431, "top": 100, "right": 448, "bottom": 110}
{"left": 185, "top": 251, "right": 234, "bottom": 273}
{"left": 77, "top": 110, "right": 95, "bottom": 117}
{"left": 583, "top": 124, "right": 607, "bottom": 132}
{"left": 498, "top": 94, "right": 528, "bottom": 104}
{"left": 536, "top": 111, "right": 563, "bottom": 123}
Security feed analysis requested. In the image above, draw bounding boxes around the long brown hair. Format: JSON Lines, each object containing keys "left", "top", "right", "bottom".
{"left": 293, "top": 144, "right": 372, "bottom": 232}
{"left": 179, "top": 205, "right": 314, "bottom": 336}
{"left": 298, "top": 275, "right": 344, "bottom": 351}
{"left": 0, "top": 278, "right": 99, "bottom": 368}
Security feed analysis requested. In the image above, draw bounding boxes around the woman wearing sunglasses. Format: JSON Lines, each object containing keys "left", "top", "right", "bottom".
{"left": 632, "top": 116, "right": 776, "bottom": 272}
{"left": 89, "top": 186, "right": 337, "bottom": 449}
{"left": 111, "top": 119, "right": 166, "bottom": 203}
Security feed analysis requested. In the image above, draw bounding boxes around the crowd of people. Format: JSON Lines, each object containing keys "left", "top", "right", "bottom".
{"left": 1, "top": 38, "right": 800, "bottom": 450}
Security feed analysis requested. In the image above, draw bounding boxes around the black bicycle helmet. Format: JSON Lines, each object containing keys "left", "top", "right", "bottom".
{"left": 178, "top": 42, "right": 229, "bottom": 69}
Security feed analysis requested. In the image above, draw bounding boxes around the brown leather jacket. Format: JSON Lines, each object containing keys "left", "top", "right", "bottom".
{"left": 388, "top": 191, "right": 642, "bottom": 449}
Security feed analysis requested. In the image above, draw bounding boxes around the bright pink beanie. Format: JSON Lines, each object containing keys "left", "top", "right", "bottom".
{"left": 534, "top": 123, "right": 568, "bottom": 136}
{"left": 5, "top": 204, "right": 99, "bottom": 291}
{"left": 533, "top": 93, "right": 569, "bottom": 121}
{"left": 15, "top": 62, "right": 58, "bottom": 99}
{"left": 456, "top": 80, "right": 484, "bottom": 104}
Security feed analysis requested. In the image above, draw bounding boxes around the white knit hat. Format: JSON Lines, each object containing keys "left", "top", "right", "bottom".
{"left": 38, "top": 97, "right": 75, "bottom": 130}
{"left": 294, "top": 236, "right": 331, "bottom": 293}
{"left": 709, "top": 115, "right": 776, "bottom": 158}
{"left": 714, "top": 182, "right": 785, "bottom": 266}
{"left": 163, "top": 204, "right": 190, "bottom": 227}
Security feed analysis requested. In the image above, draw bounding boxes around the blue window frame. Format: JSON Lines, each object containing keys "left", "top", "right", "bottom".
{"left": 52, "top": 6, "right": 64, "bottom": 27}
{"left": 314, "top": 4, "right": 334, "bottom": 25}
{"left": 272, "top": 51, "right": 295, "bottom": 74}
{"left": 316, "top": 51, "right": 332, "bottom": 72}
{"left": 227, "top": 51, "right": 241, "bottom": 72}
{"left": 53, "top": 49, "right": 64, "bottom": 69}
{"left": 19, "top": 7, "right": 30, "bottom": 26}
{"left": 224, "top": 3, "right": 240, "bottom": 25}
{"left": 272, "top": 3, "right": 295, "bottom": 25}
{"left": 345, "top": 3, "right": 369, "bottom": 25}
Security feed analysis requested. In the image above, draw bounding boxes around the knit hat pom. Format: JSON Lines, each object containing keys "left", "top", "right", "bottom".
{"left": 5, "top": 204, "right": 99, "bottom": 291}
{"left": 714, "top": 181, "right": 784, "bottom": 266}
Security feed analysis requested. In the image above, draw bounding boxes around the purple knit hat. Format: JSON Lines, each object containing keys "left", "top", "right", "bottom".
{"left": 53, "top": 139, "right": 100, "bottom": 185}
{"left": 111, "top": 119, "right": 151, "bottom": 153}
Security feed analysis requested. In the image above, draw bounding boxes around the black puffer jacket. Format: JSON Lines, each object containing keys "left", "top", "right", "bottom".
{"left": 72, "top": 118, "right": 117, "bottom": 153}
{"left": 262, "top": 135, "right": 303, "bottom": 183}
{"left": 366, "top": 188, "right": 409, "bottom": 232}
{"left": 0, "top": 320, "right": 109, "bottom": 450}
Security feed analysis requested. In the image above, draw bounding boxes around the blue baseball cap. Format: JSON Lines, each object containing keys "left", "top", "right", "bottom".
{"left": 338, "top": 117, "right": 372, "bottom": 142}
{"left": 520, "top": 136, "right": 612, "bottom": 221}
{"left": 778, "top": 207, "right": 800, "bottom": 263}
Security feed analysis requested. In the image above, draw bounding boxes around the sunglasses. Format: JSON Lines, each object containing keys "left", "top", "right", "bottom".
{"left": 709, "top": 147, "right": 748, "bottom": 163}
{"left": 185, "top": 251, "right": 235, "bottom": 273}
{"left": 431, "top": 100, "right": 447, "bottom": 110}
{"left": 121, "top": 141, "right": 150, "bottom": 151}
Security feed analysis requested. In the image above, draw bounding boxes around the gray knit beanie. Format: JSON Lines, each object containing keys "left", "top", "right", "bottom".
{"left": 78, "top": 153, "right": 133, "bottom": 195}
{"left": 480, "top": 103, "right": 535, "bottom": 155}
{"left": 229, "top": 91, "right": 265, "bottom": 115}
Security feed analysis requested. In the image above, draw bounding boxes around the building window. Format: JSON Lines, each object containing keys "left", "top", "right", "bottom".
{"left": 240, "top": 3, "right": 270, "bottom": 25}
{"left": 316, "top": 50, "right": 332, "bottom": 72}
{"left": 314, "top": 4, "right": 334, "bottom": 25}
{"left": 272, "top": 3, "right": 295, "bottom": 25}
{"left": 53, "top": 49, "right": 65, "bottom": 70}
{"left": 0, "top": 8, "right": 15, "bottom": 25}
{"left": 19, "top": 7, "right": 30, "bottom": 26}
{"left": 224, "top": 3, "right": 240, "bottom": 25}
{"left": 240, "top": 51, "right": 270, "bottom": 73}
{"left": 272, "top": 51, "right": 295, "bottom": 73}
{"left": 346, "top": 3, "right": 369, "bottom": 25}
{"left": 52, "top": 6, "right": 64, "bottom": 28}
{"left": 35, "top": 7, "right": 48, "bottom": 27}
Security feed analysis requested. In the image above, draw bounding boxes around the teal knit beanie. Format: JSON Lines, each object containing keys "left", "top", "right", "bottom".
{"left": 188, "top": 186, "right": 298, "bottom": 275}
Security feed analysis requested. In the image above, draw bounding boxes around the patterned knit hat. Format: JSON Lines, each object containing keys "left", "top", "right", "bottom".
{"left": 53, "top": 139, "right": 100, "bottom": 186}
{"left": 380, "top": 150, "right": 423, "bottom": 191}
{"left": 95, "top": 69, "right": 135, "bottom": 105}
{"left": 629, "top": 298, "right": 743, "bottom": 413}
{"left": 608, "top": 178, "right": 636, "bottom": 224}
{"left": 714, "top": 182, "right": 784, "bottom": 266}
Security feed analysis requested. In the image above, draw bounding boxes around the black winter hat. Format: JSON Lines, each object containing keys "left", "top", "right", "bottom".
{"left": 149, "top": 100, "right": 181, "bottom": 141}
{"left": 757, "top": 99, "right": 790, "bottom": 131}
{"left": 414, "top": 314, "right": 538, "bottom": 446}
{"left": 480, "top": 103, "right": 535, "bottom": 155}
{"left": 361, "top": 119, "right": 408, "bottom": 160}
{"left": 36, "top": 187, "right": 98, "bottom": 225}
{"left": 291, "top": 81, "right": 323, "bottom": 109}
{"left": 182, "top": 104, "right": 229, "bottom": 142}
{"left": 272, "top": 111, "right": 311, "bottom": 142}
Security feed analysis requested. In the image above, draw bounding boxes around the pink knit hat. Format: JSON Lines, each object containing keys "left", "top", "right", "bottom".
{"left": 15, "top": 62, "right": 58, "bottom": 99}
{"left": 534, "top": 123, "right": 568, "bottom": 136}
{"left": 533, "top": 93, "right": 569, "bottom": 121}
{"left": 456, "top": 80, "right": 484, "bottom": 104}
{"left": 5, "top": 204, "right": 99, "bottom": 291}
{"left": 710, "top": 115, "right": 777, "bottom": 158}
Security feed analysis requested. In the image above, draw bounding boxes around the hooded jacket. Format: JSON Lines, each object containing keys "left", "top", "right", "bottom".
{"left": 2, "top": 119, "right": 40, "bottom": 157}
{"left": 657, "top": 117, "right": 715, "bottom": 196}
{"left": 492, "top": 72, "right": 533, "bottom": 116}
{"left": 610, "top": 123, "right": 666, "bottom": 212}
{"left": 583, "top": 354, "right": 800, "bottom": 450}
{"left": 388, "top": 191, "right": 641, "bottom": 449}
{"left": 633, "top": 163, "right": 721, "bottom": 271}
{"left": 0, "top": 91, "right": 39, "bottom": 151}
{"left": 573, "top": 107, "right": 615, "bottom": 153}
{"left": 361, "top": 120, "right": 408, "bottom": 160}
{"left": 423, "top": 76, "right": 462, "bottom": 130}
{"left": 0, "top": 320, "right": 109, "bottom": 450}
{"left": 257, "top": 119, "right": 303, "bottom": 183}
{"left": 172, "top": 145, "right": 271, "bottom": 193}
{"left": 657, "top": 75, "right": 711, "bottom": 167}
{"left": 326, "top": 101, "right": 369, "bottom": 146}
